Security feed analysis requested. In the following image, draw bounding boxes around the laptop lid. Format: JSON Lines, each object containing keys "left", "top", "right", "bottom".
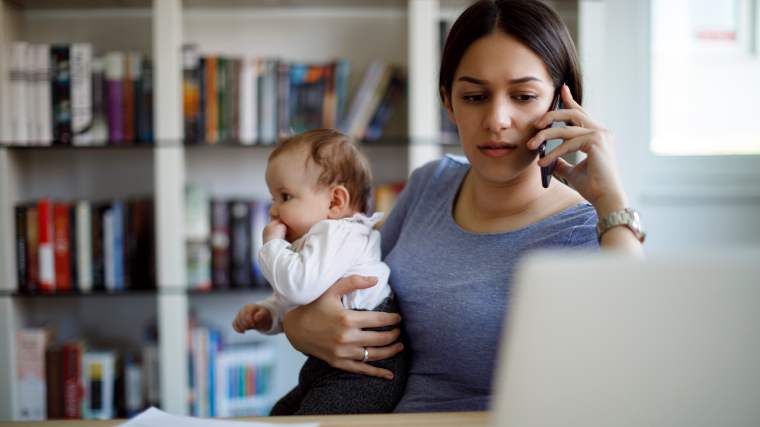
{"left": 491, "top": 250, "right": 760, "bottom": 427}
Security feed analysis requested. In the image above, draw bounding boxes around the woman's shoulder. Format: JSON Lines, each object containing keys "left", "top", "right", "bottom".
{"left": 407, "top": 154, "right": 469, "bottom": 193}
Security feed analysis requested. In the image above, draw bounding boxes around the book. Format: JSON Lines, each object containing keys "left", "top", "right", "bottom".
{"left": 123, "top": 52, "right": 142, "bottom": 143}
{"left": 35, "top": 44, "right": 53, "bottom": 145}
{"left": 82, "top": 351, "right": 116, "bottom": 420}
{"left": 71, "top": 43, "right": 94, "bottom": 145}
{"left": 10, "top": 42, "right": 29, "bottom": 145}
{"left": 214, "top": 344, "right": 275, "bottom": 417}
{"left": 183, "top": 44, "right": 201, "bottom": 144}
{"left": 16, "top": 329, "right": 47, "bottom": 420}
{"left": 210, "top": 200, "right": 230, "bottom": 288}
{"left": 38, "top": 198, "right": 56, "bottom": 291}
{"left": 15, "top": 206, "right": 28, "bottom": 292}
{"left": 258, "top": 59, "right": 277, "bottom": 144}
{"left": 105, "top": 51, "right": 125, "bottom": 143}
{"left": 62, "top": 342, "right": 83, "bottom": 419}
{"left": 276, "top": 61, "right": 290, "bottom": 138}
{"left": 91, "top": 202, "right": 107, "bottom": 290}
{"left": 90, "top": 58, "right": 109, "bottom": 144}
{"left": 343, "top": 60, "right": 389, "bottom": 139}
{"left": 136, "top": 59, "right": 154, "bottom": 143}
{"left": 51, "top": 45, "right": 73, "bottom": 145}
{"left": 25, "top": 206, "right": 39, "bottom": 292}
{"left": 229, "top": 200, "right": 252, "bottom": 288}
{"left": 45, "top": 347, "right": 64, "bottom": 419}
{"left": 53, "top": 202, "right": 73, "bottom": 291}
{"left": 204, "top": 56, "right": 218, "bottom": 144}
{"left": 123, "top": 352, "right": 144, "bottom": 417}
{"left": 76, "top": 201, "right": 94, "bottom": 292}
{"left": 217, "top": 57, "right": 229, "bottom": 143}
{"left": 239, "top": 57, "right": 258, "bottom": 145}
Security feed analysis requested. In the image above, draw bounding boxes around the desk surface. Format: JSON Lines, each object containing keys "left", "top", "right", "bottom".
{"left": 0, "top": 412, "right": 489, "bottom": 427}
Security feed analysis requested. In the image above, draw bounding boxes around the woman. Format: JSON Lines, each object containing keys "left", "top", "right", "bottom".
{"left": 281, "top": 0, "right": 644, "bottom": 413}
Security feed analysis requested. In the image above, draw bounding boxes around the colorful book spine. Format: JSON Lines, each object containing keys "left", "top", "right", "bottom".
{"left": 51, "top": 45, "right": 73, "bottom": 145}
{"left": 136, "top": 59, "right": 154, "bottom": 143}
{"left": 53, "top": 202, "right": 72, "bottom": 291}
{"left": 62, "top": 342, "right": 83, "bottom": 419}
{"left": 229, "top": 200, "right": 252, "bottom": 288}
{"left": 204, "top": 56, "right": 218, "bottom": 144}
{"left": 36, "top": 44, "right": 53, "bottom": 145}
{"left": 210, "top": 200, "right": 230, "bottom": 288}
{"left": 123, "top": 52, "right": 141, "bottom": 143}
{"left": 37, "top": 198, "right": 56, "bottom": 291}
{"left": 105, "top": 52, "right": 125, "bottom": 143}
{"left": 217, "top": 57, "right": 229, "bottom": 143}
{"left": 81, "top": 352, "right": 116, "bottom": 420}
{"left": 90, "top": 58, "right": 109, "bottom": 144}
{"left": 277, "top": 61, "right": 290, "bottom": 138}
{"left": 71, "top": 43, "right": 94, "bottom": 145}
{"left": 25, "top": 206, "right": 39, "bottom": 292}
{"left": 112, "top": 201, "right": 125, "bottom": 290}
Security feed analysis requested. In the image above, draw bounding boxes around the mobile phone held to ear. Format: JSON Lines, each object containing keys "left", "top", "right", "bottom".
{"left": 538, "top": 88, "right": 564, "bottom": 188}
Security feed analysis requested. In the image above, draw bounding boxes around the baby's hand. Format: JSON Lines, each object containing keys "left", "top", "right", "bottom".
{"left": 263, "top": 219, "right": 287, "bottom": 243}
{"left": 232, "top": 304, "right": 273, "bottom": 333}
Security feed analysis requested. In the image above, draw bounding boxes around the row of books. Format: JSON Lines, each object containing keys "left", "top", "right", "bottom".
{"left": 14, "top": 198, "right": 155, "bottom": 293}
{"left": 5, "top": 41, "right": 153, "bottom": 146}
{"left": 15, "top": 329, "right": 160, "bottom": 421}
{"left": 185, "top": 187, "right": 270, "bottom": 291}
{"left": 187, "top": 324, "right": 275, "bottom": 417}
{"left": 182, "top": 45, "right": 405, "bottom": 145}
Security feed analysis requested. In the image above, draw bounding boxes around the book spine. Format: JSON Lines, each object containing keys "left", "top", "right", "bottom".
{"left": 105, "top": 52, "right": 125, "bottom": 144}
{"left": 217, "top": 57, "right": 228, "bottom": 143}
{"left": 277, "top": 61, "right": 290, "bottom": 138}
{"left": 15, "top": 329, "right": 47, "bottom": 420}
{"left": 113, "top": 201, "right": 125, "bottom": 290}
{"left": 197, "top": 57, "right": 206, "bottom": 144}
{"left": 25, "top": 44, "right": 38, "bottom": 144}
{"left": 183, "top": 44, "right": 200, "bottom": 144}
{"left": 62, "top": 343, "right": 82, "bottom": 419}
{"left": 51, "top": 45, "right": 73, "bottom": 145}
{"left": 76, "top": 201, "right": 93, "bottom": 292}
{"left": 37, "top": 44, "right": 53, "bottom": 145}
{"left": 15, "top": 205, "right": 28, "bottom": 292}
{"left": 122, "top": 53, "right": 137, "bottom": 143}
{"left": 103, "top": 206, "right": 114, "bottom": 290}
{"left": 68, "top": 204, "right": 78, "bottom": 290}
{"left": 335, "top": 59, "right": 350, "bottom": 130}
{"left": 53, "top": 202, "right": 72, "bottom": 291}
{"left": 71, "top": 43, "right": 94, "bottom": 145}
{"left": 91, "top": 204, "right": 105, "bottom": 290}
{"left": 137, "top": 59, "right": 154, "bottom": 143}
{"left": 205, "top": 56, "right": 218, "bottom": 144}
{"left": 90, "top": 59, "right": 109, "bottom": 144}
{"left": 231, "top": 58, "right": 241, "bottom": 144}
{"left": 45, "top": 348, "right": 63, "bottom": 419}
{"left": 210, "top": 199, "right": 230, "bottom": 288}
{"left": 37, "top": 198, "right": 56, "bottom": 291}
{"left": 10, "top": 42, "right": 29, "bottom": 145}
{"left": 229, "top": 200, "right": 252, "bottom": 287}
{"left": 25, "top": 206, "right": 39, "bottom": 292}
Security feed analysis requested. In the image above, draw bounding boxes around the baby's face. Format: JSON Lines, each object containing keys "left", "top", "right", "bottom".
{"left": 265, "top": 147, "right": 332, "bottom": 242}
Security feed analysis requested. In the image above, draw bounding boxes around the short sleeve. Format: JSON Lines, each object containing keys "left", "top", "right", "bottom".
{"left": 567, "top": 209, "right": 600, "bottom": 249}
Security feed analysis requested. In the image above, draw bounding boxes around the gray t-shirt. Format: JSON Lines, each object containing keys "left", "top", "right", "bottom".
{"left": 382, "top": 155, "right": 599, "bottom": 413}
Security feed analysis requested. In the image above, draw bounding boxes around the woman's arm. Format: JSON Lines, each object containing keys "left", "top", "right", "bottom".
{"left": 282, "top": 275, "right": 404, "bottom": 379}
{"left": 528, "top": 84, "right": 644, "bottom": 256}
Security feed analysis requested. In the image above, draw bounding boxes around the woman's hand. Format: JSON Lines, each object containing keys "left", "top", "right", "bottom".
{"left": 282, "top": 275, "right": 404, "bottom": 380}
{"left": 527, "top": 84, "right": 627, "bottom": 217}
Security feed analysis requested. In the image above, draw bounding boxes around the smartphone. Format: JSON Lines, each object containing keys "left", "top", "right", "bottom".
{"left": 538, "top": 88, "right": 564, "bottom": 188}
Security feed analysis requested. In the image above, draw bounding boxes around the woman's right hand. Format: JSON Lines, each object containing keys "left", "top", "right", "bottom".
{"left": 282, "top": 275, "right": 404, "bottom": 380}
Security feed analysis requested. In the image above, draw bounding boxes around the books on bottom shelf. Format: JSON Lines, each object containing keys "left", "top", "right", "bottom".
{"left": 14, "top": 198, "right": 155, "bottom": 294}
{"left": 15, "top": 328, "right": 159, "bottom": 420}
{"left": 188, "top": 324, "right": 275, "bottom": 417}
{"left": 185, "top": 186, "right": 271, "bottom": 291}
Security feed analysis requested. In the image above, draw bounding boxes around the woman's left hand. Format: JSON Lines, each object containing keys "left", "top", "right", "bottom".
{"left": 527, "top": 84, "right": 627, "bottom": 216}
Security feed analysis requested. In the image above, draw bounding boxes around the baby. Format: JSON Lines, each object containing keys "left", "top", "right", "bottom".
{"left": 232, "top": 129, "right": 406, "bottom": 415}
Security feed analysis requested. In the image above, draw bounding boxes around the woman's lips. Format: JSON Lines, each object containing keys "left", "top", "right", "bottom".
{"left": 478, "top": 142, "right": 517, "bottom": 158}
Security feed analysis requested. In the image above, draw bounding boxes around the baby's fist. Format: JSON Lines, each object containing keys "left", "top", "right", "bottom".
{"left": 263, "top": 220, "right": 287, "bottom": 242}
{"left": 232, "top": 304, "right": 273, "bottom": 334}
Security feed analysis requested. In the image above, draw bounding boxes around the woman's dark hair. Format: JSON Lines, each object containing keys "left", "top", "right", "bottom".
{"left": 439, "top": 0, "right": 582, "bottom": 105}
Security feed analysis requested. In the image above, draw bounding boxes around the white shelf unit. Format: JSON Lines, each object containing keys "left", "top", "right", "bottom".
{"left": 0, "top": 0, "right": 599, "bottom": 420}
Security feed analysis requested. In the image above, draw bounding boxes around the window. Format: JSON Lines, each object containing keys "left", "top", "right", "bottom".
{"left": 651, "top": 0, "right": 760, "bottom": 156}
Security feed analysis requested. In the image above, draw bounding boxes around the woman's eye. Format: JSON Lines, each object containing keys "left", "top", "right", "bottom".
{"left": 513, "top": 94, "right": 537, "bottom": 103}
{"left": 462, "top": 93, "right": 488, "bottom": 103}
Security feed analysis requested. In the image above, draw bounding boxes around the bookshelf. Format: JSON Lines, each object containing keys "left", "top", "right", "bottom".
{"left": 0, "top": 0, "right": 592, "bottom": 421}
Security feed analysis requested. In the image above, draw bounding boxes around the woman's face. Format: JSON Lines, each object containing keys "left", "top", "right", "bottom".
{"left": 445, "top": 31, "right": 556, "bottom": 185}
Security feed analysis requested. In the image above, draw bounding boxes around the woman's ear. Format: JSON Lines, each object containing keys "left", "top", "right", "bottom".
{"left": 328, "top": 185, "right": 351, "bottom": 219}
{"left": 440, "top": 86, "right": 457, "bottom": 125}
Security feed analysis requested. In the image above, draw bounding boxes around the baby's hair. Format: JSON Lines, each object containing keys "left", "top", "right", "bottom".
{"left": 270, "top": 129, "right": 373, "bottom": 213}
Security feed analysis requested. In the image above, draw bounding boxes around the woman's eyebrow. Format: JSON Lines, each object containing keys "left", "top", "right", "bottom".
{"left": 457, "top": 75, "right": 543, "bottom": 85}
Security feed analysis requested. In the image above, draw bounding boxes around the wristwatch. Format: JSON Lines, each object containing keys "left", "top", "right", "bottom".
{"left": 596, "top": 208, "right": 646, "bottom": 243}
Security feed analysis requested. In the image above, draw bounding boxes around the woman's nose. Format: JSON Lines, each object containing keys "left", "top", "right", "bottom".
{"left": 484, "top": 97, "right": 512, "bottom": 133}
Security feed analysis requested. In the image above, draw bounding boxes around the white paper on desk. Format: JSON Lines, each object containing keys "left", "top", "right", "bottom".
{"left": 117, "top": 407, "right": 319, "bottom": 427}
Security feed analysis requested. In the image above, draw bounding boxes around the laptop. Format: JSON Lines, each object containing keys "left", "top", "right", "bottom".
{"left": 491, "top": 250, "right": 760, "bottom": 427}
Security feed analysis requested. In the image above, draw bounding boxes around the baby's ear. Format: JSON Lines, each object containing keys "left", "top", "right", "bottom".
{"left": 328, "top": 185, "right": 351, "bottom": 218}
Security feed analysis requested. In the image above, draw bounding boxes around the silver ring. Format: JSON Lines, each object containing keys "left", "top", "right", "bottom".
{"left": 362, "top": 347, "right": 369, "bottom": 362}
